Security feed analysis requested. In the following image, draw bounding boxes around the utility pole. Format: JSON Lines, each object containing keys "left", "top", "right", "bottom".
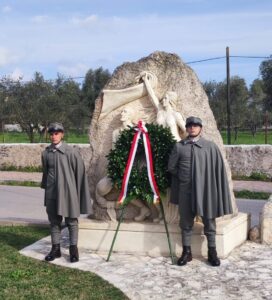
{"left": 226, "top": 46, "right": 231, "bottom": 144}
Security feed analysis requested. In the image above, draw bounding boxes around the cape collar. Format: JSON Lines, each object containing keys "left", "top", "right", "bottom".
{"left": 181, "top": 137, "right": 204, "bottom": 148}
{"left": 48, "top": 142, "right": 66, "bottom": 153}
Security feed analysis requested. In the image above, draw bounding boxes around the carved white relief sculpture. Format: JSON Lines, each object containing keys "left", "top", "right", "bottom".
{"left": 95, "top": 106, "right": 159, "bottom": 222}
{"left": 95, "top": 70, "right": 187, "bottom": 223}
{"left": 89, "top": 51, "right": 237, "bottom": 223}
{"left": 137, "top": 71, "right": 187, "bottom": 223}
{"left": 138, "top": 71, "right": 187, "bottom": 141}
{"left": 112, "top": 108, "right": 134, "bottom": 147}
{"left": 100, "top": 72, "right": 157, "bottom": 120}
{"left": 95, "top": 176, "right": 117, "bottom": 222}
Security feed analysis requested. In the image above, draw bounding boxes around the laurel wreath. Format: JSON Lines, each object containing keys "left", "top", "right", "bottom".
{"left": 107, "top": 123, "right": 176, "bottom": 204}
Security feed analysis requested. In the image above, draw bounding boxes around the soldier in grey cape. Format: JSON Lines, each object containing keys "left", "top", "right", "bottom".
{"left": 168, "top": 116, "right": 232, "bottom": 266}
{"left": 41, "top": 122, "right": 92, "bottom": 263}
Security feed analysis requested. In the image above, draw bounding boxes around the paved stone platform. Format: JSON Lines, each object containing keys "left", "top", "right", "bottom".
{"left": 20, "top": 229, "right": 272, "bottom": 300}
{"left": 1, "top": 174, "right": 272, "bottom": 299}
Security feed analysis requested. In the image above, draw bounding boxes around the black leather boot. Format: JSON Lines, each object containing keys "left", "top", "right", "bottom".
{"left": 208, "top": 247, "right": 220, "bottom": 266}
{"left": 45, "top": 244, "right": 61, "bottom": 261}
{"left": 177, "top": 246, "right": 192, "bottom": 266}
{"left": 69, "top": 245, "right": 79, "bottom": 263}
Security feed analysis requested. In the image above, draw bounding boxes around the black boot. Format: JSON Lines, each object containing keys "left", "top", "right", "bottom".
{"left": 177, "top": 246, "right": 192, "bottom": 266}
{"left": 208, "top": 247, "right": 220, "bottom": 266}
{"left": 45, "top": 244, "right": 61, "bottom": 261}
{"left": 69, "top": 245, "right": 79, "bottom": 263}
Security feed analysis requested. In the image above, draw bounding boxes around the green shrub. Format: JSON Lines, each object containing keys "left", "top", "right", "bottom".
{"left": 234, "top": 190, "right": 270, "bottom": 199}
{"left": 232, "top": 172, "right": 271, "bottom": 182}
{"left": 0, "top": 165, "right": 42, "bottom": 172}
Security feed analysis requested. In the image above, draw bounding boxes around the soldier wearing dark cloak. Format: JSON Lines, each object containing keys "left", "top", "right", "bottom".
{"left": 168, "top": 116, "right": 232, "bottom": 267}
{"left": 41, "top": 122, "right": 92, "bottom": 263}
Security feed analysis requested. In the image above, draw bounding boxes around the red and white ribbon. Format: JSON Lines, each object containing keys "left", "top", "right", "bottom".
{"left": 118, "top": 120, "right": 160, "bottom": 204}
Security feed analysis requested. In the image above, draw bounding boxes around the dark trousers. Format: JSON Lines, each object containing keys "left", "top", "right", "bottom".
{"left": 179, "top": 193, "right": 216, "bottom": 247}
{"left": 47, "top": 212, "right": 78, "bottom": 246}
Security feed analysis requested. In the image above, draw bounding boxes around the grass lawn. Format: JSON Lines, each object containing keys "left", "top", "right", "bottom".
{"left": 0, "top": 226, "right": 128, "bottom": 300}
{"left": 221, "top": 130, "right": 272, "bottom": 145}
{"left": 0, "top": 129, "right": 271, "bottom": 144}
{"left": 0, "top": 132, "right": 89, "bottom": 144}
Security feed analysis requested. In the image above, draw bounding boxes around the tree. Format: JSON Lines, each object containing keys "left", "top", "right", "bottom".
{"left": 7, "top": 73, "right": 58, "bottom": 142}
{"left": 203, "top": 80, "right": 227, "bottom": 130}
{"left": 81, "top": 67, "right": 111, "bottom": 118}
{"left": 259, "top": 55, "right": 272, "bottom": 111}
{"left": 0, "top": 78, "right": 14, "bottom": 132}
{"left": 53, "top": 75, "right": 82, "bottom": 132}
{"left": 246, "top": 79, "right": 266, "bottom": 136}
{"left": 204, "top": 76, "right": 249, "bottom": 135}
{"left": 229, "top": 76, "right": 249, "bottom": 129}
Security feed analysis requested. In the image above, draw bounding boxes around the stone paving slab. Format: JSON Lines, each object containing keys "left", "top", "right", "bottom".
{"left": 20, "top": 228, "right": 272, "bottom": 300}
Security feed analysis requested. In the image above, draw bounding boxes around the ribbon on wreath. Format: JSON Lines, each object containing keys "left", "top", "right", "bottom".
{"left": 118, "top": 120, "right": 160, "bottom": 204}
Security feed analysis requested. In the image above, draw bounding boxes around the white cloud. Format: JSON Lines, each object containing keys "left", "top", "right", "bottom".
{"left": 57, "top": 63, "right": 89, "bottom": 77}
{"left": 0, "top": 6, "right": 271, "bottom": 85}
{"left": 71, "top": 14, "right": 98, "bottom": 26}
{"left": 2, "top": 5, "right": 11, "bottom": 13}
{"left": 31, "top": 15, "right": 48, "bottom": 23}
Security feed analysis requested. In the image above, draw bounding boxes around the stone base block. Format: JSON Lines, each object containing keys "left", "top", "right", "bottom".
{"left": 260, "top": 195, "right": 272, "bottom": 244}
{"left": 78, "top": 212, "right": 249, "bottom": 258}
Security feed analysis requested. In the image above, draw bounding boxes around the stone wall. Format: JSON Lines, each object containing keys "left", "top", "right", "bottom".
{"left": 0, "top": 144, "right": 271, "bottom": 178}
{"left": 0, "top": 143, "right": 92, "bottom": 171}
{"left": 225, "top": 145, "right": 272, "bottom": 178}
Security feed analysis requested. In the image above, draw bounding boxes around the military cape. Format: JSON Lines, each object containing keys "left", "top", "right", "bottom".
{"left": 168, "top": 137, "right": 233, "bottom": 219}
{"left": 41, "top": 142, "right": 92, "bottom": 218}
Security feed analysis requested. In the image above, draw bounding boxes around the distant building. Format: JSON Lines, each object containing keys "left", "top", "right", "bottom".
{"left": 4, "top": 124, "right": 22, "bottom": 132}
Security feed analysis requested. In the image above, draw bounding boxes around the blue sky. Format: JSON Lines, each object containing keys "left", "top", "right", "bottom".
{"left": 0, "top": 0, "right": 271, "bottom": 86}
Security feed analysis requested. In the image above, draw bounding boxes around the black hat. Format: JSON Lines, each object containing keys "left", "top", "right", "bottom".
{"left": 185, "top": 116, "right": 202, "bottom": 127}
{"left": 48, "top": 122, "right": 64, "bottom": 133}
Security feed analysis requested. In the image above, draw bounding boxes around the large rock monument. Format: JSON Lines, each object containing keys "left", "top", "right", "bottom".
{"left": 79, "top": 51, "right": 248, "bottom": 258}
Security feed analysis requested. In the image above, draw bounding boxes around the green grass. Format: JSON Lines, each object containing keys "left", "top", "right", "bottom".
{"left": 0, "top": 132, "right": 89, "bottom": 144}
{"left": 234, "top": 190, "right": 270, "bottom": 199}
{"left": 221, "top": 130, "right": 272, "bottom": 145}
{"left": 0, "top": 226, "right": 128, "bottom": 300}
{"left": 232, "top": 172, "right": 271, "bottom": 182}
{"left": 0, "top": 181, "right": 41, "bottom": 187}
{"left": 1, "top": 129, "right": 271, "bottom": 144}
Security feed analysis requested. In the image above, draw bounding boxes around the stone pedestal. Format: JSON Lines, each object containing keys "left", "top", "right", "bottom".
{"left": 261, "top": 195, "right": 272, "bottom": 244}
{"left": 78, "top": 212, "right": 249, "bottom": 258}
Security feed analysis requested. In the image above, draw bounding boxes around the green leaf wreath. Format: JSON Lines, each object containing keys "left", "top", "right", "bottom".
{"left": 107, "top": 123, "right": 176, "bottom": 204}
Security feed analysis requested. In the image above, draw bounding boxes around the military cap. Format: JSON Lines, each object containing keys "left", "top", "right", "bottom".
{"left": 185, "top": 116, "right": 203, "bottom": 127}
{"left": 48, "top": 122, "right": 64, "bottom": 133}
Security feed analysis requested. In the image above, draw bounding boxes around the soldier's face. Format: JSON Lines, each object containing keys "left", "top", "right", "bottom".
{"left": 49, "top": 131, "right": 64, "bottom": 145}
{"left": 186, "top": 124, "right": 202, "bottom": 137}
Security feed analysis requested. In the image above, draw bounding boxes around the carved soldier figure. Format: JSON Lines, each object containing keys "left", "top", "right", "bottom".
{"left": 139, "top": 71, "right": 186, "bottom": 141}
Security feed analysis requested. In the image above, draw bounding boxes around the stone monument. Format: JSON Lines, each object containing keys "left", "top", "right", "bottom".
{"left": 79, "top": 51, "right": 249, "bottom": 258}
